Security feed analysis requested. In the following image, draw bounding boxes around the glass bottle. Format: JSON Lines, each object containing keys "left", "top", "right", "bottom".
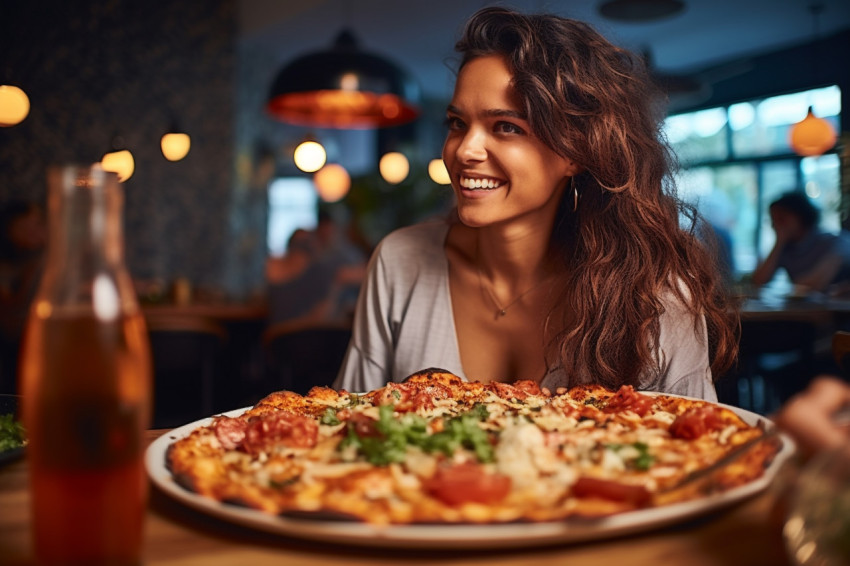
{"left": 19, "top": 164, "right": 152, "bottom": 565}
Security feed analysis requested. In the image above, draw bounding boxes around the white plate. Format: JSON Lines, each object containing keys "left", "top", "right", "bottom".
{"left": 145, "top": 401, "right": 795, "bottom": 549}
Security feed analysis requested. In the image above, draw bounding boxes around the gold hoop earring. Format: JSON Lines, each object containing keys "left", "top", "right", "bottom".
{"left": 572, "top": 177, "right": 579, "bottom": 212}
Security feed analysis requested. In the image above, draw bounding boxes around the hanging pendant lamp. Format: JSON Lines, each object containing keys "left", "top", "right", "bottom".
{"left": 789, "top": 106, "right": 837, "bottom": 157}
{"left": 267, "top": 29, "right": 421, "bottom": 129}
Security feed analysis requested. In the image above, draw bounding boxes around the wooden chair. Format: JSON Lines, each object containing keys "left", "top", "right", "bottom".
{"left": 145, "top": 313, "right": 227, "bottom": 428}
{"left": 262, "top": 319, "right": 352, "bottom": 395}
{"left": 718, "top": 318, "right": 817, "bottom": 413}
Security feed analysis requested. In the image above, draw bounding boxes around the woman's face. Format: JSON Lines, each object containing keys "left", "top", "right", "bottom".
{"left": 442, "top": 55, "right": 577, "bottom": 229}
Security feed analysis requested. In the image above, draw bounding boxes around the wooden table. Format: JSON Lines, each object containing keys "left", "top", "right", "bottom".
{"left": 0, "top": 431, "right": 793, "bottom": 565}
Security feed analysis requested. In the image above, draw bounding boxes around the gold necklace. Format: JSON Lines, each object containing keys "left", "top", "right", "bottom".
{"left": 475, "top": 258, "right": 551, "bottom": 318}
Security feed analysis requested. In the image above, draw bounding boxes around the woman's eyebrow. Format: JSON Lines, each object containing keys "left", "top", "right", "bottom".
{"left": 446, "top": 104, "right": 527, "bottom": 120}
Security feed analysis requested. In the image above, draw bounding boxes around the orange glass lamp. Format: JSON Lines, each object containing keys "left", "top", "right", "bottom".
{"left": 161, "top": 126, "right": 191, "bottom": 162}
{"left": 314, "top": 163, "right": 351, "bottom": 202}
{"left": 267, "top": 29, "right": 420, "bottom": 129}
{"left": 789, "top": 106, "right": 837, "bottom": 156}
{"left": 0, "top": 84, "right": 30, "bottom": 127}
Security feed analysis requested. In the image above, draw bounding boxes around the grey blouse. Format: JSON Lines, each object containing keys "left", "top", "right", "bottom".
{"left": 333, "top": 220, "right": 717, "bottom": 402}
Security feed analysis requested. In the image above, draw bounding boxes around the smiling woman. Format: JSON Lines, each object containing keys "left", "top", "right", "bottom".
{"left": 332, "top": 6, "right": 738, "bottom": 399}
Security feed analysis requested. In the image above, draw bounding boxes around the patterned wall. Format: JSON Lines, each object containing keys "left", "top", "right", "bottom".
{"left": 0, "top": 1, "right": 237, "bottom": 293}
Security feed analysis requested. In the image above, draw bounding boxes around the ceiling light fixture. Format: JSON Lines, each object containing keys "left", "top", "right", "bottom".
{"left": 0, "top": 84, "right": 30, "bottom": 127}
{"left": 379, "top": 152, "right": 409, "bottom": 184}
{"left": 266, "top": 29, "right": 421, "bottom": 129}
{"left": 428, "top": 159, "right": 451, "bottom": 185}
{"left": 788, "top": 3, "right": 836, "bottom": 157}
{"left": 789, "top": 106, "right": 837, "bottom": 157}
{"left": 293, "top": 140, "right": 327, "bottom": 173}
{"left": 313, "top": 163, "right": 351, "bottom": 202}
{"left": 161, "top": 123, "right": 191, "bottom": 162}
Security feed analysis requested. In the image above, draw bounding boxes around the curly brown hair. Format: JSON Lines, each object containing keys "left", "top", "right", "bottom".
{"left": 454, "top": 7, "right": 738, "bottom": 388}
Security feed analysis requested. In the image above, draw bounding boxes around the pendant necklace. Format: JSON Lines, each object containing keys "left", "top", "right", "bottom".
{"left": 475, "top": 249, "right": 551, "bottom": 318}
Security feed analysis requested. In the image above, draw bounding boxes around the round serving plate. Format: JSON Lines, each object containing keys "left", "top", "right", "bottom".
{"left": 146, "top": 399, "right": 795, "bottom": 549}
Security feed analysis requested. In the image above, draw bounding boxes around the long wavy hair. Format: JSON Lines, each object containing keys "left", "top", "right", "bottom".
{"left": 454, "top": 7, "right": 738, "bottom": 388}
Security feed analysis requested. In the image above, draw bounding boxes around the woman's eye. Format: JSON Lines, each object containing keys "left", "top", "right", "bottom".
{"left": 495, "top": 121, "right": 523, "bottom": 134}
{"left": 445, "top": 116, "right": 465, "bottom": 130}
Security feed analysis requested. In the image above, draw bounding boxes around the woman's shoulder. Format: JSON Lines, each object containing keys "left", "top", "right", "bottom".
{"left": 373, "top": 219, "right": 451, "bottom": 259}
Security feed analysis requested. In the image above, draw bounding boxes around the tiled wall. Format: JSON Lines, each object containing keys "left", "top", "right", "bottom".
{"left": 0, "top": 1, "right": 240, "bottom": 294}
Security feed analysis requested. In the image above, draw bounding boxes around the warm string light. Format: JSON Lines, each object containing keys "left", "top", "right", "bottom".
{"left": 101, "top": 149, "right": 135, "bottom": 182}
{"left": 428, "top": 159, "right": 451, "bottom": 185}
{"left": 313, "top": 163, "right": 350, "bottom": 202}
{"left": 293, "top": 141, "right": 327, "bottom": 172}
{"left": 0, "top": 84, "right": 30, "bottom": 127}
{"left": 161, "top": 132, "right": 191, "bottom": 161}
{"left": 379, "top": 152, "right": 409, "bottom": 184}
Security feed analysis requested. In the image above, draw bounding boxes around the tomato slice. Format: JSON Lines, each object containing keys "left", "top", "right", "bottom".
{"left": 571, "top": 477, "right": 651, "bottom": 507}
{"left": 669, "top": 406, "right": 724, "bottom": 440}
{"left": 425, "top": 463, "right": 512, "bottom": 506}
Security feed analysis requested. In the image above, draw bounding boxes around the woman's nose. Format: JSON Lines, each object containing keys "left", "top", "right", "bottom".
{"left": 456, "top": 130, "right": 487, "bottom": 163}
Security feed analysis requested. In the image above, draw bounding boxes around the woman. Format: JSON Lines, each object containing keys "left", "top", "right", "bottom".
{"left": 333, "top": 7, "right": 737, "bottom": 400}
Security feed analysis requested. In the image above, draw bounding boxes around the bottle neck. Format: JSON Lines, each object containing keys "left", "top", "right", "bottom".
{"left": 45, "top": 166, "right": 125, "bottom": 273}
{"left": 38, "top": 165, "right": 136, "bottom": 318}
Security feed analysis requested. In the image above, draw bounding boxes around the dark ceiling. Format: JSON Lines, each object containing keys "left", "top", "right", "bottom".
{"left": 239, "top": 0, "right": 850, "bottom": 101}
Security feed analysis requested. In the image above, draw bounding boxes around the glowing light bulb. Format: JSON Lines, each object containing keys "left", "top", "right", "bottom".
{"left": 428, "top": 159, "right": 451, "bottom": 185}
{"left": 101, "top": 149, "right": 135, "bottom": 182}
{"left": 161, "top": 132, "right": 191, "bottom": 161}
{"left": 379, "top": 152, "right": 409, "bottom": 184}
{"left": 293, "top": 141, "right": 327, "bottom": 173}
{"left": 313, "top": 163, "right": 350, "bottom": 202}
{"left": 789, "top": 107, "right": 837, "bottom": 157}
{"left": 0, "top": 85, "right": 30, "bottom": 127}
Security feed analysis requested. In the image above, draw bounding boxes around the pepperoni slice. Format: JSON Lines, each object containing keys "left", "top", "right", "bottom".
{"left": 603, "top": 385, "right": 654, "bottom": 416}
{"left": 241, "top": 411, "right": 319, "bottom": 454}
{"left": 425, "top": 463, "right": 512, "bottom": 506}
{"left": 513, "top": 380, "right": 542, "bottom": 396}
{"left": 213, "top": 416, "right": 247, "bottom": 450}
{"left": 489, "top": 381, "right": 528, "bottom": 401}
{"left": 669, "top": 406, "right": 725, "bottom": 440}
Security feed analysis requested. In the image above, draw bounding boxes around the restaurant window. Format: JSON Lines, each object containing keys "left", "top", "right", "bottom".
{"left": 267, "top": 177, "right": 318, "bottom": 257}
{"left": 666, "top": 85, "right": 842, "bottom": 278}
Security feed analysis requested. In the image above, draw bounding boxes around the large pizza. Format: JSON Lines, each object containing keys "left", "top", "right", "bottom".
{"left": 165, "top": 368, "right": 782, "bottom": 525}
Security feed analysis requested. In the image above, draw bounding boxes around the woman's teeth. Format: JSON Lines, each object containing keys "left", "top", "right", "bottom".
{"left": 460, "top": 177, "right": 503, "bottom": 189}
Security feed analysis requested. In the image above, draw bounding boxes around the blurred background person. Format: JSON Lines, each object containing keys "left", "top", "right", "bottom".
{"left": 0, "top": 200, "right": 46, "bottom": 392}
{"left": 751, "top": 191, "right": 850, "bottom": 294}
{"left": 266, "top": 212, "right": 367, "bottom": 327}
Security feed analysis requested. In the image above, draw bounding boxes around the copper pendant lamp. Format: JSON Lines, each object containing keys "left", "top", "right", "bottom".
{"left": 267, "top": 29, "right": 421, "bottom": 129}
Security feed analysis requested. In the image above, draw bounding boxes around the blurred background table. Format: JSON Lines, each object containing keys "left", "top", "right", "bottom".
{"left": 141, "top": 300, "right": 269, "bottom": 427}
{"left": 0, "top": 429, "right": 793, "bottom": 566}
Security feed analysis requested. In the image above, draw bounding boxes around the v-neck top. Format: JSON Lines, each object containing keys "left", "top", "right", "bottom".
{"left": 332, "top": 220, "right": 717, "bottom": 401}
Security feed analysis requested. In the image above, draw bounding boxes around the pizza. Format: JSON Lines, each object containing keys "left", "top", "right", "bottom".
{"left": 164, "top": 368, "right": 783, "bottom": 524}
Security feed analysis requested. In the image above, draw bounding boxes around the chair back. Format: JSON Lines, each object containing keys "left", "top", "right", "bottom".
{"left": 262, "top": 320, "right": 351, "bottom": 395}
{"left": 145, "top": 313, "right": 227, "bottom": 427}
{"left": 833, "top": 330, "right": 850, "bottom": 373}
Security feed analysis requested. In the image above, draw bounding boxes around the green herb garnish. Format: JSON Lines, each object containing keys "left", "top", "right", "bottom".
{"left": 340, "top": 403, "right": 494, "bottom": 466}
{"left": 320, "top": 408, "right": 341, "bottom": 426}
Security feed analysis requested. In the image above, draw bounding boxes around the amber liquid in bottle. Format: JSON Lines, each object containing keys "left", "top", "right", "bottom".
{"left": 19, "top": 165, "right": 152, "bottom": 565}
